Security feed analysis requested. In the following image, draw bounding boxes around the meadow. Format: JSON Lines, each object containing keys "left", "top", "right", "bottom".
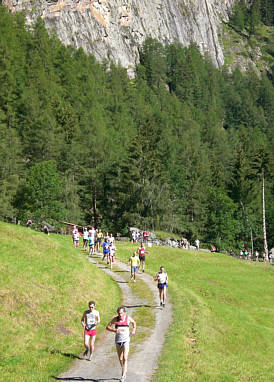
{"left": 1, "top": 223, "right": 273, "bottom": 382}
{"left": 116, "top": 242, "right": 274, "bottom": 382}
{"left": 0, "top": 222, "right": 121, "bottom": 382}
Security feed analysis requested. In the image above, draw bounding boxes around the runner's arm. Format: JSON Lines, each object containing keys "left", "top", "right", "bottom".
{"left": 106, "top": 317, "right": 118, "bottom": 333}
{"left": 81, "top": 312, "right": 86, "bottom": 328}
{"left": 96, "top": 311, "right": 101, "bottom": 325}
{"left": 129, "top": 316, "right": 136, "bottom": 336}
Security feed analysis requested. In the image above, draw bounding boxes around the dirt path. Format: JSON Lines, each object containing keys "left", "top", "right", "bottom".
{"left": 57, "top": 253, "right": 172, "bottom": 382}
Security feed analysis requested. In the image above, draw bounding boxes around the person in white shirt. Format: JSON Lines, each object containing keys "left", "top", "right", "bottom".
{"left": 81, "top": 301, "right": 100, "bottom": 360}
{"left": 154, "top": 266, "right": 168, "bottom": 307}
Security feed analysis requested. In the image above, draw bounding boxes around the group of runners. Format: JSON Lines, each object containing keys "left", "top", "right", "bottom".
{"left": 78, "top": 228, "right": 168, "bottom": 382}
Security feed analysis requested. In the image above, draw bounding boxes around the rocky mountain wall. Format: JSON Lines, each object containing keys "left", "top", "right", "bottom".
{"left": 3, "top": 0, "right": 236, "bottom": 75}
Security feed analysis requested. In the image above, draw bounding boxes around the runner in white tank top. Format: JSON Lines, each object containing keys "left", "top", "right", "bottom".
{"left": 106, "top": 306, "right": 136, "bottom": 382}
{"left": 154, "top": 266, "right": 168, "bottom": 307}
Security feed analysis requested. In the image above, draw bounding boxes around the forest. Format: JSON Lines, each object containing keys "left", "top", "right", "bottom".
{"left": 0, "top": 5, "right": 273, "bottom": 251}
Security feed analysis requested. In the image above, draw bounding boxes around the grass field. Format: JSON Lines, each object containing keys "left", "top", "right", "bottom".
{"left": 1, "top": 223, "right": 273, "bottom": 382}
{"left": 116, "top": 242, "right": 274, "bottom": 382}
{"left": 0, "top": 222, "right": 121, "bottom": 382}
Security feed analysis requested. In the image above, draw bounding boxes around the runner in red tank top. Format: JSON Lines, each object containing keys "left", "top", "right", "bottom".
{"left": 106, "top": 306, "right": 136, "bottom": 382}
{"left": 137, "top": 242, "right": 149, "bottom": 273}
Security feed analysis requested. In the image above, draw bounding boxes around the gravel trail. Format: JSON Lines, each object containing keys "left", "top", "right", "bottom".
{"left": 56, "top": 252, "right": 172, "bottom": 382}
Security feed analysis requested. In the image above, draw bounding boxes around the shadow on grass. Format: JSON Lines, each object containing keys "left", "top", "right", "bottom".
{"left": 112, "top": 270, "right": 128, "bottom": 273}
{"left": 116, "top": 281, "right": 130, "bottom": 284}
{"left": 124, "top": 304, "right": 160, "bottom": 309}
{"left": 49, "top": 349, "right": 82, "bottom": 360}
{"left": 53, "top": 377, "right": 120, "bottom": 381}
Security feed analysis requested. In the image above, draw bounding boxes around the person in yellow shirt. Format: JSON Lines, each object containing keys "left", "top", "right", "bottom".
{"left": 128, "top": 251, "right": 140, "bottom": 283}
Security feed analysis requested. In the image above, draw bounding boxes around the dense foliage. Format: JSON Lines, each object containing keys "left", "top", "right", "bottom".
{"left": 0, "top": 6, "right": 273, "bottom": 250}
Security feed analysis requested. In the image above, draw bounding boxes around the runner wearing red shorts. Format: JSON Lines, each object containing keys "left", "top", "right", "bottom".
{"left": 81, "top": 301, "right": 100, "bottom": 360}
{"left": 137, "top": 242, "right": 149, "bottom": 272}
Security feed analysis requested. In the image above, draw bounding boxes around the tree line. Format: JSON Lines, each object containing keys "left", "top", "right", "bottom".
{"left": 0, "top": 6, "right": 273, "bottom": 251}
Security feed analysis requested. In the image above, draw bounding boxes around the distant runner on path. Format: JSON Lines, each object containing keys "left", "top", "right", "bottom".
{"left": 81, "top": 301, "right": 100, "bottom": 361}
{"left": 128, "top": 251, "right": 140, "bottom": 283}
{"left": 106, "top": 306, "right": 136, "bottom": 382}
{"left": 155, "top": 266, "right": 168, "bottom": 307}
{"left": 137, "top": 242, "right": 149, "bottom": 273}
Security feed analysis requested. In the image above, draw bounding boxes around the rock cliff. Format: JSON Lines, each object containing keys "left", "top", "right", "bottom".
{"left": 3, "top": 0, "right": 236, "bottom": 75}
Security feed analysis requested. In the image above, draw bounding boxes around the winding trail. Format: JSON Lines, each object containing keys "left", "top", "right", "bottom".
{"left": 57, "top": 252, "right": 172, "bottom": 382}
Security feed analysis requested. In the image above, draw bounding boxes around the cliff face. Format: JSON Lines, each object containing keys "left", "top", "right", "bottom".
{"left": 3, "top": 0, "right": 236, "bottom": 75}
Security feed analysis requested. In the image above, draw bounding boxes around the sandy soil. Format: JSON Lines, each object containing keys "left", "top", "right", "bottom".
{"left": 57, "top": 252, "right": 172, "bottom": 382}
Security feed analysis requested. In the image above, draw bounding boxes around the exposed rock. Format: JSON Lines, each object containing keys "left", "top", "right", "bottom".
{"left": 3, "top": 0, "right": 236, "bottom": 76}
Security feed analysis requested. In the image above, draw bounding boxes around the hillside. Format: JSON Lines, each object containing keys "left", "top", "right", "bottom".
{"left": 0, "top": 222, "right": 121, "bottom": 382}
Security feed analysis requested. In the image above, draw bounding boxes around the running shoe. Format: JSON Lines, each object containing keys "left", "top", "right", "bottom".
{"left": 142, "top": 269, "right": 145, "bottom": 273}
{"left": 160, "top": 301, "right": 162, "bottom": 306}
{"left": 133, "top": 280, "right": 136, "bottom": 283}
{"left": 88, "top": 353, "right": 93, "bottom": 361}
{"left": 83, "top": 349, "right": 88, "bottom": 357}
{"left": 120, "top": 374, "right": 126, "bottom": 382}
{"left": 163, "top": 303, "right": 165, "bottom": 307}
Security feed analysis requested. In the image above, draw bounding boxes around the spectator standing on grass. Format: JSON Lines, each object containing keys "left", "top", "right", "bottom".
{"left": 255, "top": 250, "right": 259, "bottom": 262}
{"left": 195, "top": 238, "right": 200, "bottom": 251}
{"left": 81, "top": 301, "right": 100, "bottom": 361}
{"left": 239, "top": 249, "right": 243, "bottom": 259}
{"left": 26, "top": 219, "right": 32, "bottom": 228}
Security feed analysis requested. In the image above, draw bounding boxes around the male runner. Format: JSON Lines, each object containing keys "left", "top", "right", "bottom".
{"left": 155, "top": 266, "right": 168, "bottom": 307}
{"left": 128, "top": 251, "right": 140, "bottom": 283}
{"left": 106, "top": 306, "right": 136, "bottom": 382}
{"left": 81, "top": 301, "right": 100, "bottom": 360}
{"left": 137, "top": 242, "right": 149, "bottom": 272}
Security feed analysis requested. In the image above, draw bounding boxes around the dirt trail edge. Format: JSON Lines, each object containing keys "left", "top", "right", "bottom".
{"left": 58, "top": 252, "right": 173, "bottom": 382}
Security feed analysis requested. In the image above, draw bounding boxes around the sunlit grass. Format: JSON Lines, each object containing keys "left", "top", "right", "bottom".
{"left": 0, "top": 222, "right": 121, "bottom": 382}
{"left": 116, "top": 241, "right": 274, "bottom": 381}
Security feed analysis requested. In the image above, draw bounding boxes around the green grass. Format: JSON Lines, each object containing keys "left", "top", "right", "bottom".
{"left": 0, "top": 222, "right": 121, "bottom": 382}
{"left": 151, "top": 230, "right": 181, "bottom": 241}
{"left": 116, "top": 242, "right": 274, "bottom": 382}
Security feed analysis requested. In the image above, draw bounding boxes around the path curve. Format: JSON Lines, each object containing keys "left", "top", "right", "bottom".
{"left": 58, "top": 253, "right": 172, "bottom": 382}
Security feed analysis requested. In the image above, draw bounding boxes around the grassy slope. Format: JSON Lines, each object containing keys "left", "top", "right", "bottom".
{"left": 0, "top": 222, "right": 121, "bottom": 382}
{"left": 116, "top": 242, "right": 274, "bottom": 382}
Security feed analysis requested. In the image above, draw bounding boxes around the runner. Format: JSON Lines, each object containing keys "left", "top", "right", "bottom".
{"left": 155, "top": 266, "right": 168, "bottom": 307}
{"left": 137, "top": 242, "right": 149, "bottom": 272}
{"left": 81, "top": 301, "right": 100, "bottom": 361}
{"left": 106, "top": 306, "right": 136, "bottom": 382}
{"left": 88, "top": 231, "right": 94, "bottom": 255}
{"left": 109, "top": 233, "right": 115, "bottom": 245}
{"left": 109, "top": 241, "right": 116, "bottom": 269}
{"left": 83, "top": 228, "right": 89, "bottom": 251}
{"left": 143, "top": 230, "right": 149, "bottom": 244}
{"left": 73, "top": 228, "right": 80, "bottom": 248}
{"left": 102, "top": 238, "right": 110, "bottom": 263}
{"left": 96, "top": 229, "right": 103, "bottom": 252}
{"left": 128, "top": 251, "right": 140, "bottom": 283}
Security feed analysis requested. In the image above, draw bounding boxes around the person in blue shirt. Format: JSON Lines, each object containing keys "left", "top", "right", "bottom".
{"left": 88, "top": 233, "right": 94, "bottom": 255}
{"left": 102, "top": 238, "right": 110, "bottom": 263}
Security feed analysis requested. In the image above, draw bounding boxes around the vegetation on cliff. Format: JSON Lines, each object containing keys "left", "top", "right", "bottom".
{"left": 0, "top": 5, "right": 273, "bottom": 250}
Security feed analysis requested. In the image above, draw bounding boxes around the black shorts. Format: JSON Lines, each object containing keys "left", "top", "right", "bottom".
{"left": 139, "top": 256, "right": 145, "bottom": 262}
